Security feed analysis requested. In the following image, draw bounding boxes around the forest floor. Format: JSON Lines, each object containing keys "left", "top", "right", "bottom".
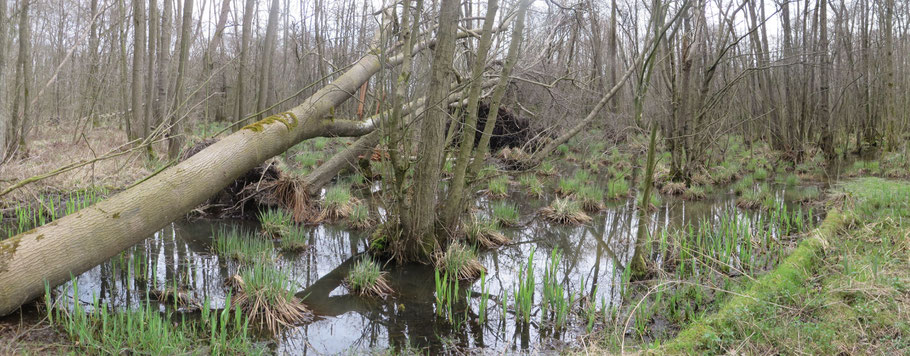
{"left": 0, "top": 123, "right": 153, "bottom": 203}
{"left": 646, "top": 178, "right": 910, "bottom": 354}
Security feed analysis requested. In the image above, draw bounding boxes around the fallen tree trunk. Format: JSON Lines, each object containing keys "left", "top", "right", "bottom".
{"left": 0, "top": 23, "right": 505, "bottom": 315}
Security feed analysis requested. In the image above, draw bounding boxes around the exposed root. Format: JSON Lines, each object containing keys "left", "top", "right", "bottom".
{"left": 272, "top": 175, "right": 320, "bottom": 223}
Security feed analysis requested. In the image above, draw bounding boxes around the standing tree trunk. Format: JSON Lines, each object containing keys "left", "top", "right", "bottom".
{"left": 235, "top": 0, "right": 255, "bottom": 125}
{"left": 9, "top": 0, "right": 31, "bottom": 156}
{"left": 818, "top": 0, "right": 834, "bottom": 159}
{"left": 0, "top": 0, "right": 8, "bottom": 157}
{"left": 255, "top": 0, "right": 281, "bottom": 120}
{"left": 154, "top": 0, "right": 173, "bottom": 130}
{"left": 146, "top": 0, "right": 158, "bottom": 137}
{"left": 202, "top": 0, "right": 231, "bottom": 122}
{"left": 440, "top": 0, "right": 499, "bottom": 232}
{"left": 131, "top": 0, "right": 147, "bottom": 141}
{"left": 405, "top": 0, "right": 460, "bottom": 257}
{"left": 167, "top": 0, "right": 194, "bottom": 159}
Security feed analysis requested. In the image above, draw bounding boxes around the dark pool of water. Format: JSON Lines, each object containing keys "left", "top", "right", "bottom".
{"left": 44, "top": 179, "right": 825, "bottom": 354}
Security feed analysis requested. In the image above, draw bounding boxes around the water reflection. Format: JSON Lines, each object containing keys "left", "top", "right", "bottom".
{"left": 55, "top": 183, "right": 822, "bottom": 354}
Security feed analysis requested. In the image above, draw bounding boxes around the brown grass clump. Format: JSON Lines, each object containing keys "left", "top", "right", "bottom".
{"left": 540, "top": 198, "right": 592, "bottom": 225}
{"left": 318, "top": 185, "right": 358, "bottom": 222}
{"left": 660, "top": 182, "right": 687, "bottom": 195}
{"left": 435, "top": 243, "right": 485, "bottom": 280}
{"left": 464, "top": 216, "right": 510, "bottom": 249}
{"left": 344, "top": 258, "right": 394, "bottom": 298}
{"left": 227, "top": 265, "right": 310, "bottom": 334}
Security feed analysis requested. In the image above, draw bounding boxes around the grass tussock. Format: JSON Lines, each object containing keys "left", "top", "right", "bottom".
{"left": 319, "top": 185, "right": 358, "bottom": 221}
{"left": 228, "top": 261, "right": 310, "bottom": 334}
{"left": 464, "top": 215, "right": 510, "bottom": 248}
{"left": 212, "top": 226, "right": 273, "bottom": 263}
{"left": 541, "top": 198, "right": 592, "bottom": 224}
{"left": 660, "top": 181, "right": 686, "bottom": 195}
{"left": 347, "top": 202, "right": 374, "bottom": 229}
{"left": 519, "top": 174, "right": 545, "bottom": 198}
{"left": 736, "top": 184, "right": 772, "bottom": 210}
{"left": 435, "top": 242, "right": 485, "bottom": 280}
{"left": 487, "top": 175, "right": 511, "bottom": 198}
{"left": 490, "top": 201, "right": 520, "bottom": 226}
{"left": 576, "top": 185, "right": 606, "bottom": 212}
{"left": 44, "top": 280, "right": 266, "bottom": 354}
{"left": 279, "top": 226, "right": 309, "bottom": 252}
{"left": 682, "top": 185, "right": 708, "bottom": 200}
{"left": 606, "top": 178, "right": 631, "bottom": 199}
{"left": 345, "top": 257, "right": 393, "bottom": 297}
{"left": 258, "top": 208, "right": 294, "bottom": 237}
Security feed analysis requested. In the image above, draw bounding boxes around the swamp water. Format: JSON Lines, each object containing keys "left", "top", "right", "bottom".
{"left": 37, "top": 182, "right": 822, "bottom": 354}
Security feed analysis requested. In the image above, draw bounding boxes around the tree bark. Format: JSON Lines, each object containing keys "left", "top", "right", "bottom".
{"left": 818, "top": 0, "right": 834, "bottom": 159}
{"left": 406, "top": 0, "right": 459, "bottom": 255}
{"left": 234, "top": 0, "right": 255, "bottom": 125}
{"left": 131, "top": 0, "right": 147, "bottom": 140}
{"left": 255, "top": 0, "right": 281, "bottom": 120}
{"left": 0, "top": 0, "right": 8, "bottom": 157}
{"left": 440, "top": 0, "right": 499, "bottom": 232}
{"left": 167, "top": 0, "right": 194, "bottom": 159}
{"left": 8, "top": 0, "right": 31, "bottom": 155}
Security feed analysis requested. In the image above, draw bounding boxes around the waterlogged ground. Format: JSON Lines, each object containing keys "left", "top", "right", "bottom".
{"left": 40, "top": 180, "right": 823, "bottom": 354}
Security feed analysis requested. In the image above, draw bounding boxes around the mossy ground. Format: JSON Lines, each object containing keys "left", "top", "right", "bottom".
{"left": 656, "top": 178, "right": 910, "bottom": 354}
